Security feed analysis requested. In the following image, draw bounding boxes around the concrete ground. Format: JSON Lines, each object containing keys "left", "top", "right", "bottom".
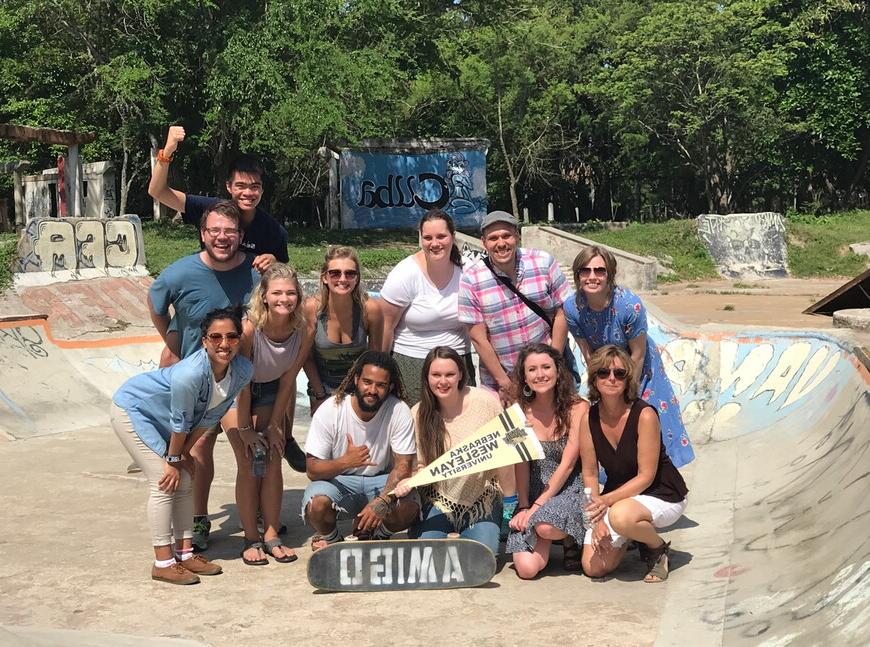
{"left": 1, "top": 276, "right": 868, "bottom": 646}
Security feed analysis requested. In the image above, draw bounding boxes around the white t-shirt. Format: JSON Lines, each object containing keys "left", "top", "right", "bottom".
{"left": 380, "top": 255, "right": 470, "bottom": 358}
{"left": 304, "top": 394, "right": 416, "bottom": 476}
{"left": 207, "top": 366, "right": 232, "bottom": 411}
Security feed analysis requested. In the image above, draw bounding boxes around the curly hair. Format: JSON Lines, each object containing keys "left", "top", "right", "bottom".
{"left": 247, "top": 263, "right": 305, "bottom": 332}
{"left": 316, "top": 245, "right": 368, "bottom": 321}
{"left": 586, "top": 345, "right": 638, "bottom": 404}
{"left": 513, "top": 343, "right": 578, "bottom": 439}
{"left": 199, "top": 305, "right": 245, "bottom": 338}
{"left": 333, "top": 350, "right": 406, "bottom": 404}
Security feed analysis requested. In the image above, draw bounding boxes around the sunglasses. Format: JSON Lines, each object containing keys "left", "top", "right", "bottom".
{"left": 205, "top": 332, "right": 241, "bottom": 345}
{"left": 596, "top": 367, "right": 627, "bottom": 380}
{"left": 578, "top": 266, "right": 607, "bottom": 278}
{"left": 326, "top": 269, "right": 359, "bottom": 279}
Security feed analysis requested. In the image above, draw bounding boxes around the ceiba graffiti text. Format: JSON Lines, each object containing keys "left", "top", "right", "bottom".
{"left": 357, "top": 173, "right": 449, "bottom": 210}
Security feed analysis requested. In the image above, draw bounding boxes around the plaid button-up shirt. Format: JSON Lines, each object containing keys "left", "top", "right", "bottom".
{"left": 458, "top": 247, "right": 572, "bottom": 388}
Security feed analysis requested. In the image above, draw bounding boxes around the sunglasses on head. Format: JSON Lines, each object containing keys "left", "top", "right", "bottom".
{"left": 596, "top": 367, "right": 627, "bottom": 380}
{"left": 578, "top": 266, "right": 607, "bottom": 278}
{"left": 326, "top": 269, "right": 359, "bottom": 279}
{"left": 205, "top": 332, "right": 241, "bottom": 345}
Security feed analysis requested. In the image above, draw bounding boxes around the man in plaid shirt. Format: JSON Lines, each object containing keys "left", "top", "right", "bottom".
{"left": 458, "top": 210, "right": 573, "bottom": 407}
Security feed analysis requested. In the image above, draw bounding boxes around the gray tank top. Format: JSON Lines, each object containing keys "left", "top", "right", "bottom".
{"left": 313, "top": 301, "right": 368, "bottom": 390}
{"left": 251, "top": 327, "right": 303, "bottom": 383}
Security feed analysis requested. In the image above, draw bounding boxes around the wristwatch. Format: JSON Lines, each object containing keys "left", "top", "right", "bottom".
{"left": 166, "top": 454, "right": 183, "bottom": 464}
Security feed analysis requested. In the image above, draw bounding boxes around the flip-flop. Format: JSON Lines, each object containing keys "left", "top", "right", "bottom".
{"left": 310, "top": 533, "right": 343, "bottom": 552}
{"left": 562, "top": 535, "right": 582, "bottom": 571}
{"left": 241, "top": 539, "right": 269, "bottom": 566}
{"left": 644, "top": 541, "right": 671, "bottom": 583}
{"left": 264, "top": 537, "right": 297, "bottom": 563}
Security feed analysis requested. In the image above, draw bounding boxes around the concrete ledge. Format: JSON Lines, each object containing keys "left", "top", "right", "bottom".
{"left": 522, "top": 225, "right": 658, "bottom": 291}
{"left": 833, "top": 308, "right": 870, "bottom": 332}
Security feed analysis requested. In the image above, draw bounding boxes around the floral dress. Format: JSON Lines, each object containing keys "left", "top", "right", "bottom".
{"left": 563, "top": 286, "right": 694, "bottom": 468}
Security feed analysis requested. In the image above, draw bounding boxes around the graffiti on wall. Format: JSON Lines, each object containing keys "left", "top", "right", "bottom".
{"left": 697, "top": 212, "right": 789, "bottom": 279}
{"left": 15, "top": 215, "right": 145, "bottom": 274}
{"left": 340, "top": 148, "right": 487, "bottom": 229}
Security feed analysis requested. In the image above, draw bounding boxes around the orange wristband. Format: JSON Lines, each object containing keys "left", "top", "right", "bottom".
{"left": 156, "top": 148, "right": 174, "bottom": 164}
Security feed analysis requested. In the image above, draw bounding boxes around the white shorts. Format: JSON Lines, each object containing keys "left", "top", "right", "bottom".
{"left": 583, "top": 495, "right": 687, "bottom": 548}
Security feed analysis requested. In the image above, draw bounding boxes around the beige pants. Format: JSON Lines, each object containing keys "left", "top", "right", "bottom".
{"left": 111, "top": 404, "right": 193, "bottom": 546}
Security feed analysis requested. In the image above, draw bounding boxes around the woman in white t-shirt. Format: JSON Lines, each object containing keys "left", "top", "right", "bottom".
{"left": 379, "top": 209, "right": 474, "bottom": 405}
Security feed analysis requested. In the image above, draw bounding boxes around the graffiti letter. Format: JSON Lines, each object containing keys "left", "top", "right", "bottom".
{"left": 414, "top": 173, "right": 449, "bottom": 210}
{"left": 358, "top": 180, "right": 376, "bottom": 208}
{"left": 34, "top": 221, "right": 76, "bottom": 271}
{"left": 75, "top": 220, "right": 106, "bottom": 269}
{"left": 105, "top": 220, "right": 138, "bottom": 267}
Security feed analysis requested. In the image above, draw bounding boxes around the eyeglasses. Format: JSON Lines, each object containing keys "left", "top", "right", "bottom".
{"left": 326, "top": 269, "right": 359, "bottom": 279}
{"left": 595, "top": 367, "right": 627, "bottom": 380}
{"left": 203, "top": 227, "right": 240, "bottom": 238}
{"left": 205, "top": 332, "right": 241, "bottom": 345}
{"left": 578, "top": 266, "right": 607, "bottom": 278}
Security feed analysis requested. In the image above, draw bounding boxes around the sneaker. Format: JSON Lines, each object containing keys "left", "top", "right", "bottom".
{"left": 192, "top": 517, "right": 211, "bottom": 553}
{"left": 283, "top": 437, "right": 307, "bottom": 472}
{"left": 179, "top": 554, "right": 222, "bottom": 576}
{"left": 152, "top": 562, "right": 200, "bottom": 585}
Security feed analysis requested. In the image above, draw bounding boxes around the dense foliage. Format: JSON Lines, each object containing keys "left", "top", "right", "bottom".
{"left": 1, "top": 0, "right": 867, "bottom": 223}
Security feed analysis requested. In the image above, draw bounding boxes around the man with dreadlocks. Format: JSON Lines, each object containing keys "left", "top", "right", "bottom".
{"left": 302, "top": 351, "right": 420, "bottom": 550}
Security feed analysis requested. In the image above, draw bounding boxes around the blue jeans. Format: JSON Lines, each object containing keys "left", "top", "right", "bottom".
{"left": 409, "top": 500, "right": 502, "bottom": 557}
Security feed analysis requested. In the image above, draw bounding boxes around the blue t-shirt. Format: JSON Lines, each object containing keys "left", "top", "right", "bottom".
{"left": 183, "top": 194, "right": 289, "bottom": 262}
{"left": 149, "top": 253, "right": 260, "bottom": 358}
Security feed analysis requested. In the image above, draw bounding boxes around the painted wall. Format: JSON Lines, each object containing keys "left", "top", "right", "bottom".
{"left": 340, "top": 147, "right": 487, "bottom": 229}
{"left": 14, "top": 214, "right": 147, "bottom": 280}
{"left": 697, "top": 212, "right": 789, "bottom": 279}
{"left": 21, "top": 161, "right": 117, "bottom": 221}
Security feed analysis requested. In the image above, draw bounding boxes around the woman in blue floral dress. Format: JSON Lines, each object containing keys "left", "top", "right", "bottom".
{"left": 563, "top": 246, "right": 694, "bottom": 468}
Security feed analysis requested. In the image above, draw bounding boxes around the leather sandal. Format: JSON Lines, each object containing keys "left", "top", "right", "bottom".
{"left": 264, "top": 537, "right": 297, "bottom": 563}
{"left": 310, "top": 533, "right": 343, "bottom": 552}
{"left": 241, "top": 539, "right": 269, "bottom": 566}
{"left": 643, "top": 541, "right": 671, "bottom": 583}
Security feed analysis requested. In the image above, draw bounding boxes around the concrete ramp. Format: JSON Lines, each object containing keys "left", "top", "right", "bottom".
{"left": 0, "top": 303, "right": 867, "bottom": 645}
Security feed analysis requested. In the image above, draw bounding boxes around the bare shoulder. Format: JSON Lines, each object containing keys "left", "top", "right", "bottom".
{"left": 303, "top": 296, "right": 320, "bottom": 316}
{"left": 638, "top": 404, "right": 661, "bottom": 430}
{"left": 570, "top": 398, "right": 591, "bottom": 417}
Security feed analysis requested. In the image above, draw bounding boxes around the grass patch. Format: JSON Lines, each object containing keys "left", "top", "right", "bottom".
{"left": 142, "top": 220, "right": 418, "bottom": 277}
{"left": 566, "top": 219, "right": 720, "bottom": 282}
{"left": 0, "top": 233, "right": 18, "bottom": 292}
{"left": 732, "top": 281, "right": 764, "bottom": 289}
{"left": 785, "top": 210, "right": 870, "bottom": 278}
{"left": 723, "top": 304, "right": 735, "bottom": 311}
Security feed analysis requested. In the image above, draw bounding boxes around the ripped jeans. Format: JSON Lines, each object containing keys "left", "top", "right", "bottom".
{"left": 301, "top": 473, "right": 392, "bottom": 524}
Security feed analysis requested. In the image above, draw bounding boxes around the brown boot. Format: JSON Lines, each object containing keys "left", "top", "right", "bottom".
{"left": 178, "top": 554, "right": 223, "bottom": 576}
{"left": 152, "top": 562, "right": 200, "bottom": 585}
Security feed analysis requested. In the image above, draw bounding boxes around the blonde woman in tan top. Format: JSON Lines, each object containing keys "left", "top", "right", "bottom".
{"left": 395, "top": 346, "right": 508, "bottom": 556}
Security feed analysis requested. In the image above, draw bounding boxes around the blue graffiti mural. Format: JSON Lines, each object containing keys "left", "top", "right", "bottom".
{"left": 340, "top": 148, "right": 488, "bottom": 229}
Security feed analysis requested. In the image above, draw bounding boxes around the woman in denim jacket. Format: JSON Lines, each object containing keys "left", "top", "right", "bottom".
{"left": 110, "top": 306, "right": 253, "bottom": 585}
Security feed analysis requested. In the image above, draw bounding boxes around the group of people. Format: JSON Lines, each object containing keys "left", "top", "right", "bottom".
{"left": 110, "top": 129, "right": 692, "bottom": 587}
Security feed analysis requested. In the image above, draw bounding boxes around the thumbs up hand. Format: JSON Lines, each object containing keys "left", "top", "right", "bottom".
{"left": 342, "top": 433, "right": 377, "bottom": 470}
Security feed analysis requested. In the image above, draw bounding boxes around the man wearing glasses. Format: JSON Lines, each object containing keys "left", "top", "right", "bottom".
{"left": 149, "top": 125, "right": 289, "bottom": 273}
{"left": 148, "top": 200, "right": 260, "bottom": 552}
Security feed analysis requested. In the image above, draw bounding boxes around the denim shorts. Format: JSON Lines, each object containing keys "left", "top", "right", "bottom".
{"left": 250, "top": 379, "right": 280, "bottom": 408}
{"left": 301, "top": 473, "right": 420, "bottom": 522}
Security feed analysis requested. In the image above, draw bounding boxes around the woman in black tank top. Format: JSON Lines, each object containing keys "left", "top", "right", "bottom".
{"left": 580, "top": 345, "right": 688, "bottom": 583}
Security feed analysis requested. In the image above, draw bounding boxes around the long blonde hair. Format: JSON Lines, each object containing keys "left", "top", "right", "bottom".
{"left": 247, "top": 263, "right": 305, "bottom": 332}
{"left": 317, "top": 245, "right": 368, "bottom": 321}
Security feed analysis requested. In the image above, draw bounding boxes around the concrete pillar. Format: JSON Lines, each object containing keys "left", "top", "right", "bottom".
{"left": 522, "top": 206, "right": 529, "bottom": 223}
{"left": 66, "top": 145, "right": 84, "bottom": 217}
{"left": 13, "top": 167, "right": 27, "bottom": 228}
{"left": 547, "top": 201, "right": 555, "bottom": 223}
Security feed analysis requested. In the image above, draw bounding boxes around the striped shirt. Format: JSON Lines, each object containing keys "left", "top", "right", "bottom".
{"left": 458, "top": 248, "right": 572, "bottom": 388}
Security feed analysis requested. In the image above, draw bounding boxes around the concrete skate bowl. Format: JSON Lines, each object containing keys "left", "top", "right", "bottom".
{"left": 0, "top": 311, "right": 868, "bottom": 646}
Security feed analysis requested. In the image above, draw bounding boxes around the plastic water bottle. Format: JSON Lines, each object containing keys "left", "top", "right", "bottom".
{"left": 581, "top": 487, "right": 594, "bottom": 528}
{"left": 252, "top": 434, "right": 267, "bottom": 477}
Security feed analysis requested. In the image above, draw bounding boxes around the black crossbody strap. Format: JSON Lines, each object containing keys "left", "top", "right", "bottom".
{"left": 483, "top": 256, "right": 553, "bottom": 331}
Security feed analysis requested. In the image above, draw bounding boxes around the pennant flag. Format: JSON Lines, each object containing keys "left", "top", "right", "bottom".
{"left": 396, "top": 403, "right": 543, "bottom": 491}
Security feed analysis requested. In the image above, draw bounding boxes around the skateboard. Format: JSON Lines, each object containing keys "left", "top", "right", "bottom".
{"left": 307, "top": 538, "right": 497, "bottom": 592}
